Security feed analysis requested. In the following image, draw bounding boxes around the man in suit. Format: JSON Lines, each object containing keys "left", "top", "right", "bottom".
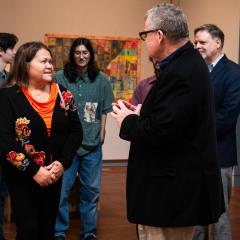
{"left": 193, "top": 24, "right": 240, "bottom": 240}
{"left": 0, "top": 32, "right": 18, "bottom": 240}
{"left": 111, "top": 3, "right": 224, "bottom": 240}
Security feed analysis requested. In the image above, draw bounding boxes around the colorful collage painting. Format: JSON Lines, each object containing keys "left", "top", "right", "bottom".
{"left": 45, "top": 34, "right": 141, "bottom": 101}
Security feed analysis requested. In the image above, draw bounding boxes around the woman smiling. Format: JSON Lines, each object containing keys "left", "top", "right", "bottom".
{"left": 0, "top": 41, "right": 83, "bottom": 240}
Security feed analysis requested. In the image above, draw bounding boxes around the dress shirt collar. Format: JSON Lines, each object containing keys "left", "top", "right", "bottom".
{"left": 158, "top": 41, "right": 192, "bottom": 71}
{"left": 210, "top": 53, "right": 224, "bottom": 69}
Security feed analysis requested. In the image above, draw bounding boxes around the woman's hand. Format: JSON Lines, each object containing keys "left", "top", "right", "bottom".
{"left": 33, "top": 166, "right": 55, "bottom": 186}
{"left": 46, "top": 161, "right": 64, "bottom": 182}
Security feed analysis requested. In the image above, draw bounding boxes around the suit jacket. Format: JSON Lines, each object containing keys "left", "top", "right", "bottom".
{"left": 0, "top": 84, "right": 83, "bottom": 184}
{"left": 120, "top": 42, "right": 224, "bottom": 227}
{"left": 211, "top": 55, "right": 240, "bottom": 167}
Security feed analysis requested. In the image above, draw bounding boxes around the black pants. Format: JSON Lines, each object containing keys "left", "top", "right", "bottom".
{"left": 7, "top": 178, "right": 62, "bottom": 240}
{"left": 0, "top": 165, "right": 8, "bottom": 240}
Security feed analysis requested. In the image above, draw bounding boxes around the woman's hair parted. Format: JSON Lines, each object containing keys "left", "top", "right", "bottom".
{"left": 9, "top": 41, "right": 52, "bottom": 88}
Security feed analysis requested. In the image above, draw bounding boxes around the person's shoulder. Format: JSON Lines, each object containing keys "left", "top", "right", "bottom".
{"left": 177, "top": 45, "right": 206, "bottom": 71}
{"left": 55, "top": 69, "right": 64, "bottom": 78}
{"left": 97, "top": 71, "right": 111, "bottom": 83}
{"left": 55, "top": 69, "right": 69, "bottom": 85}
{"left": 218, "top": 56, "right": 240, "bottom": 77}
{"left": 0, "top": 84, "right": 18, "bottom": 92}
{"left": 224, "top": 57, "right": 240, "bottom": 70}
{"left": 140, "top": 75, "right": 156, "bottom": 85}
{"left": 98, "top": 71, "right": 108, "bottom": 79}
{"left": 0, "top": 85, "right": 19, "bottom": 98}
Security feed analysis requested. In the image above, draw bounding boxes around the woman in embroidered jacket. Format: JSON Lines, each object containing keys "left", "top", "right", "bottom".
{"left": 0, "top": 42, "right": 83, "bottom": 240}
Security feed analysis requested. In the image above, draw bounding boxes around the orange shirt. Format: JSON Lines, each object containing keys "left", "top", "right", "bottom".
{"left": 21, "top": 83, "right": 58, "bottom": 136}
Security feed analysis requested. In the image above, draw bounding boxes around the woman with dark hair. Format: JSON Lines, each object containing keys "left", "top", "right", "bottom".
{"left": 0, "top": 41, "right": 83, "bottom": 240}
{"left": 54, "top": 38, "right": 114, "bottom": 240}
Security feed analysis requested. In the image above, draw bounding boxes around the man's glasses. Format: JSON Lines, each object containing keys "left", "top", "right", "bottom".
{"left": 139, "top": 29, "right": 166, "bottom": 41}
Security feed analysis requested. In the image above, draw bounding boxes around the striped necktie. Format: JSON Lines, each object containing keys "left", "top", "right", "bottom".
{"left": 208, "top": 64, "right": 214, "bottom": 72}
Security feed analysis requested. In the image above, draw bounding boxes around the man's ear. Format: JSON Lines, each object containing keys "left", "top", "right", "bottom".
{"left": 157, "top": 30, "right": 165, "bottom": 43}
{"left": 215, "top": 38, "right": 222, "bottom": 50}
{"left": 0, "top": 48, "right": 4, "bottom": 57}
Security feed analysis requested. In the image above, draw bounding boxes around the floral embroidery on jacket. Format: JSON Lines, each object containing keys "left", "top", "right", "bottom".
{"left": 60, "top": 90, "right": 77, "bottom": 112}
{"left": 29, "top": 151, "right": 46, "bottom": 166}
{"left": 7, "top": 151, "right": 30, "bottom": 171}
{"left": 15, "top": 117, "right": 31, "bottom": 146}
{"left": 7, "top": 117, "right": 46, "bottom": 171}
{"left": 24, "top": 144, "right": 46, "bottom": 166}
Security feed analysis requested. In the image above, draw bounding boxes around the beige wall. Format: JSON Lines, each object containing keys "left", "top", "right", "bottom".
{"left": 1, "top": 0, "right": 240, "bottom": 159}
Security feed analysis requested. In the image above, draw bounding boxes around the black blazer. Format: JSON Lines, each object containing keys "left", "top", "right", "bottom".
{"left": 120, "top": 42, "right": 224, "bottom": 227}
{"left": 211, "top": 55, "right": 240, "bottom": 167}
{"left": 0, "top": 84, "right": 82, "bottom": 184}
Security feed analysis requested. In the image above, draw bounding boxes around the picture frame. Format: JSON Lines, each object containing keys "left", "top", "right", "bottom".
{"left": 45, "top": 34, "right": 141, "bottom": 101}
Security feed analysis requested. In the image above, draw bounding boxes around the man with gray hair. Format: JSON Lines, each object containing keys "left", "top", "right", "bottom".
{"left": 193, "top": 24, "right": 240, "bottom": 240}
{"left": 111, "top": 3, "right": 224, "bottom": 240}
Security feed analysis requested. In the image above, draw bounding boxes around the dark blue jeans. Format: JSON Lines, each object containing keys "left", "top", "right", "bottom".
{"left": 55, "top": 144, "right": 102, "bottom": 239}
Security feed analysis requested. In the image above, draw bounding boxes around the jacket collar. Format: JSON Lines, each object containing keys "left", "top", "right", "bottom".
{"left": 159, "top": 41, "right": 193, "bottom": 70}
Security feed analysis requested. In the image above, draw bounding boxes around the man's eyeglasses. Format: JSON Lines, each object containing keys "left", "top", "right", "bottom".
{"left": 139, "top": 29, "right": 166, "bottom": 41}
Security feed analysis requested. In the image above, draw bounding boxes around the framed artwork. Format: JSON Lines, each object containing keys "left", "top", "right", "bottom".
{"left": 45, "top": 34, "right": 141, "bottom": 101}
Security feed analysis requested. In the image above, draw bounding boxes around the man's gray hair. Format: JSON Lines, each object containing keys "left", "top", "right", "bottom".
{"left": 146, "top": 3, "right": 189, "bottom": 42}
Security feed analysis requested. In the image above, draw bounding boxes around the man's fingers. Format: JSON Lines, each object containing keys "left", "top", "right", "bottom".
{"left": 111, "top": 111, "right": 118, "bottom": 118}
{"left": 112, "top": 105, "right": 121, "bottom": 114}
{"left": 123, "top": 101, "right": 136, "bottom": 111}
{"left": 44, "top": 164, "right": 53, "bottom": 170}
{"left": 135, "top": 104, "right": 142, "bottom": 114}
{"left": 117, "top": 100, "right": 127, "bottom": 109}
